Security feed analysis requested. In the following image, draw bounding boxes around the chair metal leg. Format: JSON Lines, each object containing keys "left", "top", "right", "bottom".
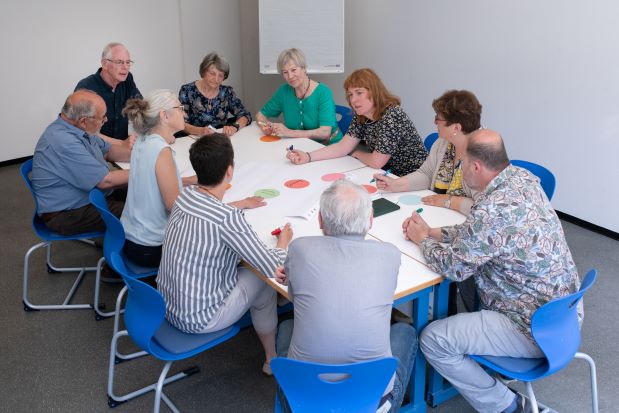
{"left": 525, "top": 382, "right": 540, "bottom": 413}
{"left": 108, "top": 330, "right": 198, "bottom": 409}
{"left": 155, "top": 361, "right": 182, "bottom": 413}
{"left": 111, "top": 286, "right": 145, "bottom": 362}
{"left": 94, "top": 256, "right": 120, "bottom": 319}
{"left": 575, "top": 352, "right": 599, "bottom": 413}
{"left": 23, "top": 241, "right": 93, "bottom": 311}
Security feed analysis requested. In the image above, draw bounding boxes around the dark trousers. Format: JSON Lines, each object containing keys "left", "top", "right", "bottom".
{"left": 41, "top": 189, "right": 126, "bottom": 236}
{"left": 123, "top": 240, "right": 162, "bottom": 268}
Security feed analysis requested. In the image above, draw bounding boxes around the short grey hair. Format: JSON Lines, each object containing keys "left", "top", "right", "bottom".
{"left": 320, "top": 179, "right": 372, "bottom": 236}
{"left": 276, "top": 48, "right": 307, "bottom": 74}
{"left": 61, "top": 89, "right": 98, "bottom": 120}
{"left": 199, "top": 52, "right": 230, "bottom": 79}
{"left": 101, "top": 42, "right": 126, "bottom": 60}
{"left": 122, "top": 89, "right": 178, "bottom": 135}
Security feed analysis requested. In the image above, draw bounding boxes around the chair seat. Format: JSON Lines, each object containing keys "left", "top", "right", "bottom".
{"left": 33, "top": 214, "right": 104, "bottom": 241}
{"left": 471, "top": 354, "right": 549, "bottom": 381}
{"left": 119, "top": 250, "right": 158, "bottom": 278}
{"left": 152, "top": 322, "right": 239, "bottom": 358}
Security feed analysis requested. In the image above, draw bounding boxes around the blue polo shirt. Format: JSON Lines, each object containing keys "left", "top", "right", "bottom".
{"left": 32, "top": 117, "right": 111, "bottom": 213}
{"left": 75, "top": 68, "right": 141, "bottom": 139}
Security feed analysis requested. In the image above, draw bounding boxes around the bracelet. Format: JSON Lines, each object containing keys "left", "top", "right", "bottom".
{"left": 306, "top": 152, "right": 312, "bottom": 162}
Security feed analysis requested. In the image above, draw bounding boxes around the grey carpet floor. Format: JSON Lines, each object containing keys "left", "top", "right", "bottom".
{"left": 0, "top": 162, "right": 616, "bottom": 412}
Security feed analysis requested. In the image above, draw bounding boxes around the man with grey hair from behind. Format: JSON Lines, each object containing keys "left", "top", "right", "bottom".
{"left": 273, "top": 179, "right": 418, "bottom": 413}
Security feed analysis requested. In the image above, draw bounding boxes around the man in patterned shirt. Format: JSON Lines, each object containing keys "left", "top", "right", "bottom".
{"left": 403, "top": 129, "right": 581, "bottom": 413}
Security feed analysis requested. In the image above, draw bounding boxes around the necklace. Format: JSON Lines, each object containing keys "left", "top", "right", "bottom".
{"left": 197, "top": 185, "right": 220, "bottom": 200}
{"left": 296, "top": 77, "right": 311, "bottom": 100}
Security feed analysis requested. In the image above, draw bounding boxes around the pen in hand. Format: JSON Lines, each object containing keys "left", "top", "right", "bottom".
{"left": 370, "top": 169, "right": 392, "bottom": 183}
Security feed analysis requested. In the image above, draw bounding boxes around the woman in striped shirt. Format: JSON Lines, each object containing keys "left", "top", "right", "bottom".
{"left": 157, "top": 134, "right": 293, "bottom": 375}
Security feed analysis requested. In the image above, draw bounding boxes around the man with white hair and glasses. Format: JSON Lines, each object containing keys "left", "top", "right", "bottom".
{"left": 76, "top": 42, "right": 141, "bottom": 143}
{"left": 274, "top": 179, "right": 417, "bottom": 413}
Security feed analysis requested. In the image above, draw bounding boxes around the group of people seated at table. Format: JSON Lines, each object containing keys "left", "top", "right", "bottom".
{"left": 29, "top": 41, "right": 582, "bottom": 413}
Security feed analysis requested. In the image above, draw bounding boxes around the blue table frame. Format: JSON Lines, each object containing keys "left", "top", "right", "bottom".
{"left": 393, "top": 284, "right": 433, "bottom": 413}
{"left": 426, "top": 280, "right": 460, "bottom": 407}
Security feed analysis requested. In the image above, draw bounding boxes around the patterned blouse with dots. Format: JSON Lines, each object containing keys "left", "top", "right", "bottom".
{"left": 347, "top": 105, "right": 427, "bottom": 176}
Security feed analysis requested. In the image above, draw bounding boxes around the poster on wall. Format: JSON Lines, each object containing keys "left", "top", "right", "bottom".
{"left": 259, "top": 0, "right": 344, "bottom": 74}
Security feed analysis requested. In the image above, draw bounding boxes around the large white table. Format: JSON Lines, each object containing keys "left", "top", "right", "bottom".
{"left": 118, "top": 123, "right": 466, "bottom": 412}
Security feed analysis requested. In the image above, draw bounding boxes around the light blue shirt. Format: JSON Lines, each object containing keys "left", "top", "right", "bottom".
{"left": 121, "top": 134, "right": 181, "bottom": 246}
{"left": 32, "top": 117, "right": 110, "bottom": 213}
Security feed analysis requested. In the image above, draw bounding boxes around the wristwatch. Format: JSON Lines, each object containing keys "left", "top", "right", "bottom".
{"left": 232, "top": 122, "right": 240, "bottom": 131}
{"left": 444, "top": 195, "right": 452, "bottom": 209}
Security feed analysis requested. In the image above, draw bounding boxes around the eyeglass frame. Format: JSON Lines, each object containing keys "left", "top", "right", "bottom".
{"left": 434, "top": 114, "right": 451, "bottom": 124}
{"left": 105, "top": 58, "right": 134, "bottom": 67}
{"left": 82, "top": 114, "right": 108, "bottom": 123}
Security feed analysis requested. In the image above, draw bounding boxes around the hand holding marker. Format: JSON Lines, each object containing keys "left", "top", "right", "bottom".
{"left": 370, "top": 169, "right": 391, "bottom": 183}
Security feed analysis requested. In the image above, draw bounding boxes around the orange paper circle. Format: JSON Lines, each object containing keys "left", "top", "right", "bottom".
{"left": 284, "top": 179, "right": 310, "bottom": 189}
{"left": 321, "top": 172, "right": 346, "bottom": 182}
{"left": 225, "top": 183, "right": 232, "bottom": 190}
{"left": 362, "top": 184, "right": 378, "bottom": 194}
{"left": 260, "top": 135, "right": 281, "bottom": 142}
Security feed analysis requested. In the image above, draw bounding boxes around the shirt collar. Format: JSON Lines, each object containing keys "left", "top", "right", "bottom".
{"left": 95, "top": 67, "right": 114, "bottom": 91}
{"left": 482, "top": 164, "right": 517, "bottom": 196}
{"left": 327, "top": 233, "right": 366, "bottom": 242}
{"left": 57, "top": 115, "right": 97, "bottom": 142}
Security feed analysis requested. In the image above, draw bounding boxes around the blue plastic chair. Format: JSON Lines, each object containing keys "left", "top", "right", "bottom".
{"left": 271, "top": 357, "right": 398, "bottom": 413}
{"left": 20, "top": 158, "right": 104, "bottom": 311}
{"left": 424, "top": 132, "right": 439, "bottom": 151}
{"left": 335, "top": 104, "right": 353, "bottom": 135}
{"left": 470, "top": 269, "right": 598, "bottom": 413}
{"left": 511, "top": 160, "right": 556, "bottom": 201}
{"left": 107, "top": 251, "right": 240, "bottom": 412}
{"left": 89, "top": 189, "right": 158, "bottom": 320}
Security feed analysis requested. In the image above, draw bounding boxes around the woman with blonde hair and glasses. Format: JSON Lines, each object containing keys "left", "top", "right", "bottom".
{"left": 287, "top": 68, "right": 427, "bottom": 176}
{"left": 256, "top": 48, "right": 342, "bottom": 144}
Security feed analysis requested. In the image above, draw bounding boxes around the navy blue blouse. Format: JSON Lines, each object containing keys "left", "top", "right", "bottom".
{"left": 178, "top": 83, "right": 251, "bottom": 129}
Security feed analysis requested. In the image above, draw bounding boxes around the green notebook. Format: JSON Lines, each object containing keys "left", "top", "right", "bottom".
{"left": 372, "top": 197, "right": 400, "bottom": 217}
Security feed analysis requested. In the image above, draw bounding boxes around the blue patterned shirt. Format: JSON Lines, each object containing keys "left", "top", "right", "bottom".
{"left": 421, "top": 165, "right": 581, "bottom": 338}
{"left": 179, "top": 83, "right": 251, "bottom": 129}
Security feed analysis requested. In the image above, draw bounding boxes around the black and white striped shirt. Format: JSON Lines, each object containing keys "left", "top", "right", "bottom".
{"left": 157, "top": 186, "right": 286, "bottom": 333}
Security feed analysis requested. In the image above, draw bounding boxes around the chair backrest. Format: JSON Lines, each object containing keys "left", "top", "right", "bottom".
{"left": 335, "top": 104, "right": 353, "bottom": 135}
{"left": 511, "top": 159, "right": 556, "bottom": 200}
{"left": 271, "top": 357, "right": 398, "bottom": 413}
{"left": 531, "top": 269, "right": 597, "bottom": 377}
{"left": 109, "top": 251, "right": 166, "bottom": 353}
{"left": 424, "top": 132, "right": 439, "bottom": 151}
{"left": 20, "top": 158, "right": 36, "bottom": 201}
{"left": 89, "top": 189, "right": 126, "bottom": 261}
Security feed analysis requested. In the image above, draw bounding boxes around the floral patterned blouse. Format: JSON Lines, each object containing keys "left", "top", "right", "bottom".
{"left": 421, "top": 165, "right": 581, "bottom": 339}
{"left": 347, "top": 105, "right": 427, "bottom": 176}
{"left": 178, "top": 83, "right": 251, "bottom": 129}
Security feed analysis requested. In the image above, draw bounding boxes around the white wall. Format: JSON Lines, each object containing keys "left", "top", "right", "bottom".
{"left": 240, "top": 0, "right": 619, "bottom": 233}
{"left": 0, "top": 0, "right": 243, "bottom": 162}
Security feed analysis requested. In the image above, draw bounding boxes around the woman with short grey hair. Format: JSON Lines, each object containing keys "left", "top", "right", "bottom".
{"left": 179, "top": 51, "right": 251, "bottom": 137}
{"left": 256, "top": 48, "right": 342, "bottom": 144}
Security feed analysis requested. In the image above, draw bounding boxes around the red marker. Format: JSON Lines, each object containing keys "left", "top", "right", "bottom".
{"left": 271, "top": 227, "right": 282, "bottom": 236}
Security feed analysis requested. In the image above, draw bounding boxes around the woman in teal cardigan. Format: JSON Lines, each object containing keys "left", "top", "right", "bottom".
{"left": 256, "top": 48, "right": 342, "bottom": 144}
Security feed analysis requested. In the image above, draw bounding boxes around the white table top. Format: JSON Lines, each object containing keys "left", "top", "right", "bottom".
{"left": 118, "top": 123, "right": 467, "bottom": 297}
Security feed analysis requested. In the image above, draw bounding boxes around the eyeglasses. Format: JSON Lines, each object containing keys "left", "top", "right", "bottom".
{"left": 171, "top": 105, "right": 186, "bottom": 113}
{"left": 105, "top": 59, "right": 134, "bottom": 67}
{"left": 84, "top": 114, "right": 108, "bottom": 123}
{"left": 434, "top": 115, "right": 448, "bottom": 123}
